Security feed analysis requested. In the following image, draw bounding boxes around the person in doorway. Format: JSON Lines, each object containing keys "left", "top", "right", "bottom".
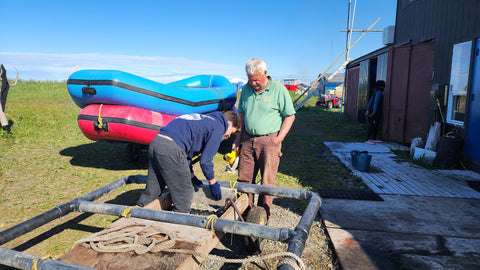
{"left": 137, "top": 111, "right": 241, "bottom": 213}
{"left": 364, "top": 80, "right": 385, "bottom": 145}
{"left": 232, "top": 58, "right": 296, "bottom": 219}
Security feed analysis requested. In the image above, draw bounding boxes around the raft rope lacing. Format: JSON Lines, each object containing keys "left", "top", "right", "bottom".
{"left": 72, "top": 221, "right": 306, "bottom": 270}
{"left": 171, "top": 77, "right": 228, "bottom": 111}
{"left": 194, "top": 75, "right": 227, "bottom": 111}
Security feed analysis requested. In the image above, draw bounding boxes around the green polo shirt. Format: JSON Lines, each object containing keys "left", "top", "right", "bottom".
{"left": 238, "top": 78, "right": 296, "bottom": 136}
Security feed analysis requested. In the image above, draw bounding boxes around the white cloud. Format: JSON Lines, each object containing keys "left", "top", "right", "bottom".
{"left": 0, "top": 52, "right": 244, "bottom": 82}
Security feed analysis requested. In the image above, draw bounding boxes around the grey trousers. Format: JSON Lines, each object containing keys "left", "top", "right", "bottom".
{"left": 137, "top": 135, "right": 193, "bottom": 213}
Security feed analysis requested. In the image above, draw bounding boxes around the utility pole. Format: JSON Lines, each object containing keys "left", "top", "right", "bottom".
{"left": 346, "top": 0, "right": 352, "bottom": 61}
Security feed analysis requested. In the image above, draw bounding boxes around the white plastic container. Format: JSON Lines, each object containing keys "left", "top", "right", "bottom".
{"left": 413, "top": 147, "right": 437, "bottom": 165}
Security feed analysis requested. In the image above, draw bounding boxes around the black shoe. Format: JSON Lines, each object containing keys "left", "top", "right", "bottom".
{"left": 2, "top": 125, "right": 12, "bottom": 134}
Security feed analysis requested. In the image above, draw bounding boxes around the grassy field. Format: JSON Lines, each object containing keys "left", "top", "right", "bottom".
{"left": 0, "top": 81, "right": 368, "bottom": 262}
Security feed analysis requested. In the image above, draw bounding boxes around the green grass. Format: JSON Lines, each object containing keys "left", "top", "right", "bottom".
{"left": 0, "top": 81, "right": 368, "bottom": 260}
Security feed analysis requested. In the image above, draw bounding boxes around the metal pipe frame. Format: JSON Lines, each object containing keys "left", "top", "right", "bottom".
{"left": 77, "top": 201, "right": 294, "bottom": 242}
{"left": 0, "top": 247, "right": 96, "bottom": 270}
{"left": 0, "top": 175, "right": 322, "bottom": 270}
{"left": 0, "top": 175, "right": 144, "bottom": 245}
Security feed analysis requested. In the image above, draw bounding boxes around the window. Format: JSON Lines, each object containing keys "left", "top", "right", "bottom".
{"left": 447, "top": 41, "right": 472, "bottom": 126}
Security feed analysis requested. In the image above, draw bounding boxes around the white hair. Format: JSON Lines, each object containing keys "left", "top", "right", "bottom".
{"left": 245, "top": 58, "right": 267, "bottom": 75}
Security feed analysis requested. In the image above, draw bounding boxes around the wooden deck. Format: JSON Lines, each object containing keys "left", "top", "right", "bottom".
{"left": 324, "top": 142, "right": 480, "bottom": 199}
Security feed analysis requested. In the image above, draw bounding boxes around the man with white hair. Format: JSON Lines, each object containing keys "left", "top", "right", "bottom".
{"left": 232, "top": 58, "right": 296, "bottom": 219}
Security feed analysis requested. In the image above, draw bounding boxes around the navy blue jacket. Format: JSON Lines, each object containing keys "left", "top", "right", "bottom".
{"left": 159, "top": 111, "right": 227, "bottom": 180}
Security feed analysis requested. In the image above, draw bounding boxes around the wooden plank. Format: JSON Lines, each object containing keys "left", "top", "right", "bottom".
{"left": 59, "top": 187, "right": 248, "bottom": 270}
{"left": 176, "top": 193, "right": 248, "bottom": 270}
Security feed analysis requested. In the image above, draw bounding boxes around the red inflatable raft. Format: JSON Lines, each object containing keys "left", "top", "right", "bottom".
{"left": 78, "top": 104, "right": 177, "bottom": 145}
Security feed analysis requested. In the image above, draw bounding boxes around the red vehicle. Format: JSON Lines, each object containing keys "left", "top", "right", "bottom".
{"left": 283, "top": 78, "right": 298, "bottom": 91}
{"left": 316, "top": 94, "right": 342, "bottom": 109}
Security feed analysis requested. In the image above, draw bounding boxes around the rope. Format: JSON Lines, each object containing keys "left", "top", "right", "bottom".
{"left": 279, "top": 255, "right": 305, "bottom": 270}
{"left": 185, "top": 250, "right": 305, "bottom": 270}
{"left": 120, "top": 206, "right": 139, "bottom": 218}
{"left": 229, "top": 180, "right": 247, "bottom": 197}
{"left": 211, "top": 87, "right": 226, "bottom": 111}
{"left": 170, "top": 84, "right": 228, "bottom": 111}
{"left": 97, "top": 104, "right": 104, "bottom": 130}
{"left": 73, "top": 222, "right": 176, "bottom": 255}
{"left": 31, "top": 255, "right": 50, "bottom": 270}
{"left": 206, "top": 75, "right": 226, "bottom": 111}
{"left": 73, "top": 221, "right": 306, "bottom": 269}
{"left": 31, "top": 258, "right": 39, "bottom": 270}
{"left": 204, "top": 214, "right": 218, "bottom": 230}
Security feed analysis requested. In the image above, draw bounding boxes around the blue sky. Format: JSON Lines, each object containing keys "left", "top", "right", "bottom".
{"left": 0, "top": 0, "right": 397, "bottom": 84}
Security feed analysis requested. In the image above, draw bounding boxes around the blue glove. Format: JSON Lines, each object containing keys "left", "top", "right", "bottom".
{"left": 209, "top": 182, "right": 222, "bottom": 200}
{"left": 191, "top": 176, "right": 202, "bottom": 192}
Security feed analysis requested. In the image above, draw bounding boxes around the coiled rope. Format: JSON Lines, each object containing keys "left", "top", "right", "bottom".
{"left": 72, "top": 221, "right": 305, "bottom": 270}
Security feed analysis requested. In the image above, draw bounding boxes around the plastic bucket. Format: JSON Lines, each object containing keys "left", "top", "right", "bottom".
{"left": 355, "top": 153, "right": 372, "bottom": 171}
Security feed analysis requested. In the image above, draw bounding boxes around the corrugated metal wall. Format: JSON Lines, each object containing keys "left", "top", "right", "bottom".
{"left": 384, "top": 40, "right": 435, "bottom": 144}
{"left": 344, "top": 66, "right": 359, "bottom": 121}
{"left": 395, "top": 0, "right": 480, "bottom": 85}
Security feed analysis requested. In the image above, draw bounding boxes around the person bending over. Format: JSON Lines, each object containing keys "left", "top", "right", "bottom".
{"left": 137, "top": 111, "right": 240, "bottom": 213}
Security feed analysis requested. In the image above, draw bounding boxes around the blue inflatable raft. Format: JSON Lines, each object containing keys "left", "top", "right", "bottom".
{"left": 66, "top": 70, "right": 237, "bottom": 115}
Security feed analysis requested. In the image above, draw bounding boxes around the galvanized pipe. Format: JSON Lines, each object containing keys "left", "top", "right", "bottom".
{"left": 0, "top": 247, "right": 96, "bottom": 270}
{"left": 115, "top": 175, "right": 312, "bottom": 200}
{"left": 0, "top": 175, "right": 138, "bottom": 245}
{"left": 75, "top": 174, "right": 143, "bottom": 202}
{"left": 278, "top": 192, "right": 323, "bottom": 270}
{"left": 0, "top": 202, "right": 75, "bottom": 245}
{"left": 77, "top": 201, "right": 295, "bottom": 242}
{"left": 215, "top": 180, "right": 313, "bottom": 200}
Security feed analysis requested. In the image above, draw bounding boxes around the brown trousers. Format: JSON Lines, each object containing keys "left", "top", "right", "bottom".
{"left": 237, "top": 132, "right": 282, "bottom": 218}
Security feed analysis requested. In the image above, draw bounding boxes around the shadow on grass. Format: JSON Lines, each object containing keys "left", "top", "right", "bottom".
{"left": 12, "top": 189, "right": 144, "bottom": 252}
{"left": 60, "top": 136, "right": 235, "bottom": 171}
{"left": 277, "top": 106, "right": 371, "bottom": 192}
{"left": 60, "top": 141, "right": 148, "bottom": 170}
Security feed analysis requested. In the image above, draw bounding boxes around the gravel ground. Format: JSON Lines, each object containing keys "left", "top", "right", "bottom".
{"left": 199, "top": 198, "right": 337, "bottom": 270}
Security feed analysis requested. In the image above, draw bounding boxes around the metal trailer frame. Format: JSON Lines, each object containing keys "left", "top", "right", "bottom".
{"left": 0, "top": 175, "right": 322, "bottom": 270}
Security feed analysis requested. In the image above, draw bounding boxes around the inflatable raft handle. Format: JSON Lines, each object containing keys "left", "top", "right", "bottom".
{"left": 82, "top": 87, "right": 97, "bottom": 95}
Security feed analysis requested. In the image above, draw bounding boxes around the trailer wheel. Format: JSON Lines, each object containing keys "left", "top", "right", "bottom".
{"left": 327, "top": 101, "right": 333, "bottom": 110}
{"left": 244, "top": 206, "right": 268, "bottom": 253}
